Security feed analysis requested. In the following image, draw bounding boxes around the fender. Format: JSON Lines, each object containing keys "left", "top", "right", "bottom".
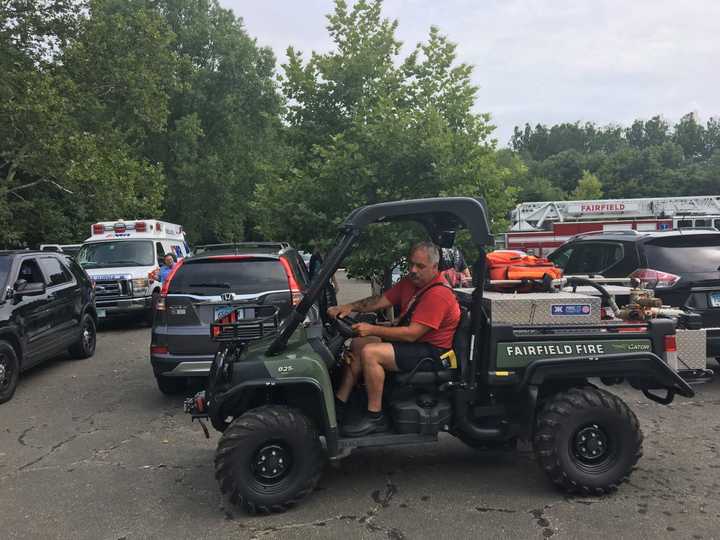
{"left": 210, "top": 374, "right": 339, "bottom": 454}
{"left": 519, "top": 351, "right": 694, "bottom": 404}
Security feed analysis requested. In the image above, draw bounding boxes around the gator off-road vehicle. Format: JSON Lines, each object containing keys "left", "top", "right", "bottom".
{"left": 185, "top": 197, "right": 694, "bottom": 513}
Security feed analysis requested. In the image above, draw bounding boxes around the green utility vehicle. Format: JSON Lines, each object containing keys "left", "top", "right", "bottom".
{"left": 185, "top": 197, "right": 694, "bottom": 514}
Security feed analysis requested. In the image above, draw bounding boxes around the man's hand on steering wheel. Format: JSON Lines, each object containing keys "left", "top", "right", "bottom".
{"left": 351, "top": 322, "right": 375, "bottom": 337}
{"left": 327, "top": 304, "right": 353, "bottom": 319}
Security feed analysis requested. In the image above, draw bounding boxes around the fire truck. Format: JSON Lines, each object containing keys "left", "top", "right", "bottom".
{"left": 499, "top": 195, "right": 720, "bottom": 257}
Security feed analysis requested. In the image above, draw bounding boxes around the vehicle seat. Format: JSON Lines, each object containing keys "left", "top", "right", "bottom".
{"left": 394, "top": 307, "right": 470, "bottom": 386}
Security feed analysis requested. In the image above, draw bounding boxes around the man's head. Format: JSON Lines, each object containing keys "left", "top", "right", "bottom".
{"left": 407, "top": 242, "right": 440, "bottom": 288}
{"left": 163, "top": 253, "right": 175, "bottom": 267}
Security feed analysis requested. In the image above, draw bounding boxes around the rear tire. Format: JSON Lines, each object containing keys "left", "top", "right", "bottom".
{"left": 68, "top": 314, "right": 97, "bottom": 359}
{"left": 534, "top": 386, "right": 642, "bottom": 495}
{"left": 0, "top": 341, "right": 20, "bottom": 404}
{"left": 215, "top": 405, "right": 324, "bottom": 514}
{"left": 156, "top": 376, "right": 188, "bottom": 395}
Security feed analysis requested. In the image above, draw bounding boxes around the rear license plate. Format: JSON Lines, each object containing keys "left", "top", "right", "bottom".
{"left": 97, "top": 309, "right": 106, "bottom": 318}
{"left": 710, "top": 292, "right": 720, "bottom": 308}
{"left": 214, "top": 306, "right": 255, "bottom": 321}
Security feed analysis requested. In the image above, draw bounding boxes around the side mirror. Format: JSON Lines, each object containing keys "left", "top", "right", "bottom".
{"left": 14, "top": 280, "right": 46, "bottom": 297}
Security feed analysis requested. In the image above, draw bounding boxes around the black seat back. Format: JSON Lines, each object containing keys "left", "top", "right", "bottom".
{"left": 453, "top": 307, "right": 471, "bottom": 379}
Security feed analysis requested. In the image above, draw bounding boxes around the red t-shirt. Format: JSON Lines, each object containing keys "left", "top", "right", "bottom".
{"left": 384, "top": 274, "right": 460, "bottom": 350}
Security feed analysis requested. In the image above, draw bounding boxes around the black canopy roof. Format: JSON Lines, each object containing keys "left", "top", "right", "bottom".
{"left": 341, "top": 197, "right": 493, "bottom": 246}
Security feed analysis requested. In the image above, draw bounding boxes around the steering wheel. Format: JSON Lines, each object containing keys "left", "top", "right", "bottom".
{"left": 333, "top": 315, "right": 358, "bottom": 339}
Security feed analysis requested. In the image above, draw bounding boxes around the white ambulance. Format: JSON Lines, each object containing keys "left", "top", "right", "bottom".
{"left": 77, "top": 220, "right": 189, "bottom": 321}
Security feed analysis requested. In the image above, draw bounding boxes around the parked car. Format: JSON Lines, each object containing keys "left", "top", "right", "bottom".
{"left": 39, "top": 244, "right": 83, "bottom": 258}
{"left": 0, "top": 251, "right": 97, "bottom": 403}
{"left": 548, "top": 229, "right": 720, "bottom": 356}
{"left": 150, "top": 247, "right": 308, "bottom": 394}
{"left": 192, "top": 242, "right": 289, "bottom": 256}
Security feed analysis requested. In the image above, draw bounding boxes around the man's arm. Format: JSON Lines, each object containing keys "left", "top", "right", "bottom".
{"left": 353, "top": 321, "right": 430, "bottom": 342}
{"left": 327, "top": 294, "right": 392, "bottom": 319}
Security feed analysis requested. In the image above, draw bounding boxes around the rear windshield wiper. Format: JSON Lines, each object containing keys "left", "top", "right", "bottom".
{"left": 188, "top": 283, "right": 231, "bottom": 289}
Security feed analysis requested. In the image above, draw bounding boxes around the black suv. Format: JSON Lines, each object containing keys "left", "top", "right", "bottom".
{"left": 150, "top": 247, "right": 309, "bottom": 394}
{"left": 548, "top": 230, "right": 720, "bottom": 353}
{"left": 0, "top": 251, "right": 97, "bottom": 403}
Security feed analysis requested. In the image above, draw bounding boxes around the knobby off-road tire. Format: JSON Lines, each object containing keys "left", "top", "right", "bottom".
{"left": 0, "top": 341, "right": 20, "bottom": 404}
{"left": 534, "top": 386, "right": 643, "bottom": 495}
{"left": 68, "top": 313, "right": 97, "bottom": 359}
{"left": 215, "top": 405, "right": 324, "bottom": 514}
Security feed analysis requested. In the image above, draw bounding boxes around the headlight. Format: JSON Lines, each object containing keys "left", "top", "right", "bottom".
{"left": 132, "top": 278, "right": 149, "bottom": 296}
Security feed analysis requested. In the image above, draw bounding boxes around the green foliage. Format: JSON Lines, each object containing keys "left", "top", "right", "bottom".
{"left": 151, "top": 0, "right": 285, "bottom": 244}
{"left": 253, "top": 0, "right": 515, "bottom": 280}
{"left": 1, "top": 0, "right": 283, "bottom": 247}
{"left": 510, "top": 114, "right": 720, "bottom": 203}
{"left": 571, "top": 170, "right": 603, "bottom": 200}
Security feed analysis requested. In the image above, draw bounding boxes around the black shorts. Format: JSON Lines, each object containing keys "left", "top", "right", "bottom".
{"left": 391, "top": 342, "right": 446, "bottom": 372}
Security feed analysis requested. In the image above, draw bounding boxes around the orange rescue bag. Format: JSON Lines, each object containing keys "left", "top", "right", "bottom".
{"left": 486, "top": 250, "right": 563, "bottom": 289}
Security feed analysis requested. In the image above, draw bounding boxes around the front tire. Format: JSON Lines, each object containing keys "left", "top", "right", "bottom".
{"left": 534, "top": 386, "right": 642, "bottom": 495}
{"left": 215, "top": 405, "right": 324, "bottom": 514}
{"left": 0, "top": 341, "right": 20, "bottom": 404}
{"left": 68, "top": 314, "right": 97, "bottom": 359}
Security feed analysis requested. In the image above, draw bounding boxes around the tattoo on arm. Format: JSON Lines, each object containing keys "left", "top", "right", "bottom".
{"left": 350, "top": 295, "right": 382, "bottom": 312}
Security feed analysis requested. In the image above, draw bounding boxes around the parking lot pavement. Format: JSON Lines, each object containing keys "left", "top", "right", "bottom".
{"left": 2, "top": 274, "right": 720, "bottom": 539}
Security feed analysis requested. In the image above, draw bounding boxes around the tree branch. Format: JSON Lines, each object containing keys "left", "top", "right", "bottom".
{"left": 6, "top": 177, "right": 74, "bottom": 195}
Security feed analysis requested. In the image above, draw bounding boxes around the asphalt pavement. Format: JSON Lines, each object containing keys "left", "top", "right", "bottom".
{"left": 2, "top": 273, "right": 720, "bottom": 539}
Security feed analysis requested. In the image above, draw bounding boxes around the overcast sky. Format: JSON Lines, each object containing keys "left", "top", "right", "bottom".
{"left": 222, "top": 0, "right": 718, "bottom": 146}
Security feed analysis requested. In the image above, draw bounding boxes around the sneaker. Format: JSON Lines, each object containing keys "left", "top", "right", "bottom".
{"left": 341, "top": 411, "right": 389, "bottom": 437}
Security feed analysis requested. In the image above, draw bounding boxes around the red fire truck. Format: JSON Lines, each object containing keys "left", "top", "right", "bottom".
{"left": 499, "top": 196, "right": 720, "bottom": 257}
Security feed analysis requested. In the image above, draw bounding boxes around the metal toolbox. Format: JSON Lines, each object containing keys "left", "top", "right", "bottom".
{"left": 675, "top": 328, "right": 709, "bottom": 371}
{"left": 482, "top": 291, "right": 601, "bottom": 326}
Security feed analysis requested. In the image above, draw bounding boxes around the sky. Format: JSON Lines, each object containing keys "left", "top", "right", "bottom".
{"left": 222, "top": 0, "right": 719, "bottom": 146}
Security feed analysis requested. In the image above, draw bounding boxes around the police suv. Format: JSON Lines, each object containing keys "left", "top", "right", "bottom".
{"left": 77, "top": 220, "right": 189, "bottom": 321}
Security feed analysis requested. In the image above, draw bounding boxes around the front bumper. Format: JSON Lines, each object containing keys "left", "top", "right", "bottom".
{"left": 97, "top": 296, "right": 153, "bottom": 316}
{"left": 151, "top": 353, "right": 212, "bottom": 378}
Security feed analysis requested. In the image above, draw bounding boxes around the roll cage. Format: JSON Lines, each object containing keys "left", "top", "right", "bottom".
{"left": 267, "top": 197, "right": 493, "bottom": 355}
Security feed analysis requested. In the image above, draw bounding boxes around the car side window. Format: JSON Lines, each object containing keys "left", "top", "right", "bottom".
{"left": 564, "top": 242, "right": 624, "bottom": 275}
{"left": 39, "top": 257, "right": 72, "bottom": 286}
{"left": 156, "top": 242, "right": 165, "bottom": 263}
{"left": 549, "top": 245, "right": 574, "bottom": 269}
{"left": 17, "top": 259, "right": 45, "bottom": 285}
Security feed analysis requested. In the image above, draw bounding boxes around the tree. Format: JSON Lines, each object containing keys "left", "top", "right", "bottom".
{"left": 152, "top": 0, "right": 285, "bottom": 244}
{"left": 571, "top": 170, "right": 603, "bottom": 200}
{"left": 253, "top": 0, "right": 515, "bottom": 280}
{"left": 0, "top": 0, "right": 171, "bottom": 247}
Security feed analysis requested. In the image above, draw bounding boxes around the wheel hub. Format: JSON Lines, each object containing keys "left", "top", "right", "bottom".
{"left": 573, "top": 424, "right": 609, "bottom": 462}
{"left": 252, "top": 444, "right": 291, "bottom": 483}
{"left": 0, "top": 362, "right": 6, "bottom": 384}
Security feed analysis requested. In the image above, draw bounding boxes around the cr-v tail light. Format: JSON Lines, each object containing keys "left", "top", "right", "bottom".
{"left": 629, "top": 268, "right": 680, "bottom": 288}
{"left": 278, "top": 257, "right": 303, "bottom": 306}
{"left": 160, "top": 259, "right": 184, "bottom": 296}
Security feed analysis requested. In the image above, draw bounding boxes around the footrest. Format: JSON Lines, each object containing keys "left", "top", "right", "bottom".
{"left": 337, "top": 432, "right": 437, "bottom": 450}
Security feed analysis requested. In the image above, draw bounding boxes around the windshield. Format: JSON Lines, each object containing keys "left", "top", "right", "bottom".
{"left": 78, "top": 240, "right": 155, "bottom": 268}
{"left": 0, "top": 256, "right": 10, "bottom": 290}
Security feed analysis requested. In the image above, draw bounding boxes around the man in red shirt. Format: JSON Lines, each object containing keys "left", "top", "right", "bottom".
{"left": 328, "top": 242, "right": 461, "bottom": 437}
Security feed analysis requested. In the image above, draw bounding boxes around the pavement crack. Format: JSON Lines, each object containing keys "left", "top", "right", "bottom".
{"left": 476, "top": 506, "right": 518, "bottom": 513}
{"left": 529, "top": 504, "right": 556, "bottom": 538}
{"left": 17, "top": 426, "right": 42, "bottom": 449}
{"left": 249, "top": 514, "right": 357, "bottom": 538}
{"left": 18, "top": 434, "right": 79, "bottom": 471}
{"left": 359, "top": 479, "right": 404, "bottom": 539}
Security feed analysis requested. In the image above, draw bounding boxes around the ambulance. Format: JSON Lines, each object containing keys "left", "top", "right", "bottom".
{"left": 77, "top": 220, "right": 189, "bottom": 320}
